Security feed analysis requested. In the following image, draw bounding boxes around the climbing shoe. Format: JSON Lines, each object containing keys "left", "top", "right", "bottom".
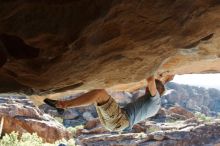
{"left": 44, "top": 98, "right": 64, "bottom": 115}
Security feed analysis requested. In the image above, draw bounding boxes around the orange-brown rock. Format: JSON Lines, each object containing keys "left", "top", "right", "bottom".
{"left": 0, "top": 0, "right": 220, "bottom": 95}
{"left": 168, "top": 106, "right": 195, "bottom": 119}
{"left": 84, "top": 118, "right": 100, "bottom": 130}
{"left": 0, "top": 96, "right": 72, "bottom": 143}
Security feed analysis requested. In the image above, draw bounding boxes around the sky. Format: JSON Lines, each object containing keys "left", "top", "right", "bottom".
{"left": 172, "top": 74, "right": 220, "bottom": 90}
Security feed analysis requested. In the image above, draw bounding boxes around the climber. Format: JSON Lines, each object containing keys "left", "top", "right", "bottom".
{"left": 44, "top": 76, "right": 165, "bottom": 132}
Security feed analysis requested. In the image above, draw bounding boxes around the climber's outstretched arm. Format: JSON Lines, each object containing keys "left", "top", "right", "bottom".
{"left": 147, "top": 76, "right": 157, "bottom": 96}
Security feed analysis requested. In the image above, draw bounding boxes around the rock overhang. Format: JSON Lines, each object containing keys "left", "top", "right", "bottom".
{"left": 0, "top": 0, "right": 220, "bottom": 95}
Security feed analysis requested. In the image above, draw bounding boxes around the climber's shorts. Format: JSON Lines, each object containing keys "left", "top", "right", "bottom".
{"left": 95, "top": 96, "right": 129, "bottom": 132}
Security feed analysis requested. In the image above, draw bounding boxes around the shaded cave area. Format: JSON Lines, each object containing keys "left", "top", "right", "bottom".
{"left": 0, "top": 0, "right": 220, "bottom": 95}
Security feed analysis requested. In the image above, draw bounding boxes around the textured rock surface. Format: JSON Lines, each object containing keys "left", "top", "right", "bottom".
{"left": 164, "top": 82, "right": 220, "bottom": 116}
{"left": 0, "top": 96, "right": 72, "bottom": 143}
{"left": 75, "top": 119, "right": 220, "bottom": 146}
{"left": 168, "top": 106, "right": 195, "bottom": 119}
{"left": 0, "top": 0, "right": 220, "bottom": 94}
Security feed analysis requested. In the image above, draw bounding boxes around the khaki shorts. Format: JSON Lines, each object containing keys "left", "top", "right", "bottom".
{"left": 95, "top": 96, "right": 129, "bottom": 132}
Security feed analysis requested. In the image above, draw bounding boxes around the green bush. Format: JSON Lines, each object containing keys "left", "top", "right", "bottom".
{"left": 0, "top": 132, "right": 75, "bottom": 146}
{"left": 0, "top": 132, "right": 43, "bottom": 146}
{"left": 54, "top": 117, "right": 63, "bottom": 124}
{"left": 67, "top": 125, "right": 84, "bottom": 138}
{"left": 147, "top": 126, "right": 161, "bottom": 133}
{"left": 195, "top": 112, "right": 212, "bottom": 122}
{"left": 165, "top": 118, "right": 178, "bottom": 123}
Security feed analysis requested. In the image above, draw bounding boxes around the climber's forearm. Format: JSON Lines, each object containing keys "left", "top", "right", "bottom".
{"left": 147, "top": 76, "right": 157, "bottom": 96}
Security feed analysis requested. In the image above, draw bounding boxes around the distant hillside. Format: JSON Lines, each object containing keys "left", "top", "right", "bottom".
{"left": 163, "top": 82, "right": 220, "bottom": 116}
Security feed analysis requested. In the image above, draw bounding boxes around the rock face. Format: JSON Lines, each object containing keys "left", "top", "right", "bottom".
{"left": 168, "top": 106, "right": 195, "bottom": 119}
{"left": 75, "top": 118, "right": 220, "bottom": 146}
{"left": 0, "top": 0, "right": 220, "bottom": 94}
{"left": 0, "top": 96, "right": 72, "bottom": 143}
{"left": 164, "top": 82, "right": 220, "bottom": 116}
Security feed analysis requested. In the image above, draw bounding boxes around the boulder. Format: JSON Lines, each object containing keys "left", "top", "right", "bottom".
{"left": 131, "top": 124, "right": 146, "bottom": 133}
{"left": 0, "top": 96, "right": 71, "bottom": 143}
{"left": 63, "top": 109, "right": 79, "bottom": 120}
{"left": 168, "top": 106, "right": 195, "bottom": 119}
{"left": 84, "top": 118, "right": 100, "bottom": 130}
{"left": 76, "top": 121, "right": 220, "bottom": 146}
{"left": 63, "top": 118, "right": 86, "bottom": 128}
{"left": 83, "top": 112, "right": 95, "bottom": 121}
{"left": 152, "top": 131, "right": 165, "bottom": 141}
